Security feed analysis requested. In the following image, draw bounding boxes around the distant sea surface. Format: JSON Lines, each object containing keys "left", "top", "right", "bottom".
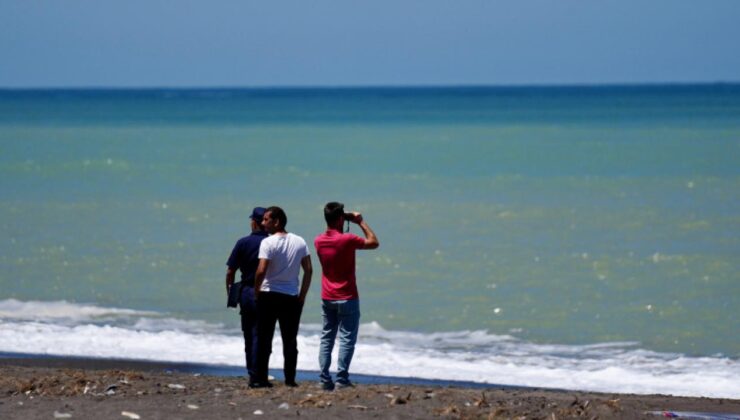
{"left": 1, "top": 85, "right": 738, "bottom": 398}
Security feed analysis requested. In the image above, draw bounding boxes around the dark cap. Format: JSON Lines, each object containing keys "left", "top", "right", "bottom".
{"left": 250, "top": 207, "right": 266, "bottom": 222}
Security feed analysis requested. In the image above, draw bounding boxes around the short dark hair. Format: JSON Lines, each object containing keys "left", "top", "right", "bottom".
{"left": 324, "top": 201, "right": 344, "bottom": 224}
{"left": 266, "top": 206, "right": 287, "bottom": 229}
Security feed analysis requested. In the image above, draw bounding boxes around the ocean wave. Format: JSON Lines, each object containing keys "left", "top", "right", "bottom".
{"left": 0, "top": 299, "right": 738, "bottom": 398}
{"left": 0, "top": 299, "right": 158, "bottom": 322}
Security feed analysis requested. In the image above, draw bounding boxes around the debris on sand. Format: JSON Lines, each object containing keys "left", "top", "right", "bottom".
{"left": 474, "top": 391, "right": 489, "bottom": 408}
{"left": 390, "top": 392, "right": 412, "bottom": 405}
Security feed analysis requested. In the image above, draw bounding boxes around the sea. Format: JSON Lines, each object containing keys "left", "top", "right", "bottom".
{"left": 0, "top": 85, "right": 738, "bottom": 399}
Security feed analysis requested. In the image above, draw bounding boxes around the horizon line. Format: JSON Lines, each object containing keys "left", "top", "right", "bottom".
{"left": 2, "top": 81, "right": 740, "bottom": 91}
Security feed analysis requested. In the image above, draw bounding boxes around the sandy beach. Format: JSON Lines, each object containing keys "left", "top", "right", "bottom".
{"left": 1, "top": 357, "right": 738, "bottom": 419}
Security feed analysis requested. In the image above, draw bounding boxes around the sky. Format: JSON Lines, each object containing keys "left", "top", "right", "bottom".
{"left": 1, "top": 0, "right": 739, "bottom": 88}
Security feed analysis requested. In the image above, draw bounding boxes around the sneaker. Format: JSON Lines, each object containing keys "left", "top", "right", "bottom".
{"left": 319, "top": 381, "right": 335, "bottom": 391}
{"left": 285, "top": 381, "right": 299, "bottom": 388}
{"left": 248, "top": 381, "right": 274, "bottom": 389}
{"left": 335, "top": 380, "right": 355, "bottom": 389}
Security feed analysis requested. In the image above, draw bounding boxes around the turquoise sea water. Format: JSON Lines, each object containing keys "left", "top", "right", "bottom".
{"left": 1, "top": 86, "right": 738, "bottom": 364}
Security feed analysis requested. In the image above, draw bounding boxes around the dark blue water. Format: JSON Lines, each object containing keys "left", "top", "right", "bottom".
{"left": 2, "top": 84, "right": 740, "bottom": 126}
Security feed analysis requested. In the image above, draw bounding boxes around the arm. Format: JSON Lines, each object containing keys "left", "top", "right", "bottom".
{"left": 350, "top": 213, "right": 379, "bottom": 249}
{"left": 225, "top": 267, "right": 237, "bottom": 297}
{"left": 254, "top": 258, "right": 269, "bottom": 300}
{"left": 298, "top": 255, "right": 313, "bottom": 304}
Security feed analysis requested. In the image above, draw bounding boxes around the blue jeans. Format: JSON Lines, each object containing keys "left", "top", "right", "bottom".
{"left": 319, "top": 298, "right": 360, "bottom": 385}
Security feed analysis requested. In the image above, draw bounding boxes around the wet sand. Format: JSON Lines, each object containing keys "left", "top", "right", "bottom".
{"left": 1, "top": 357, "right": 738, "bottom": 419}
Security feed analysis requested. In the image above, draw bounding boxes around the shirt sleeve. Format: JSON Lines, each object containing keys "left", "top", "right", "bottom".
{"left": 299, "top": 237, "right": 310, "bottom": 258}
{"left": 226, "top": 241, "right": 240, "bottom": 268}
{"left": 348, "top": 233, "right": 366, "bottom": 249}
{"left": 296, "top": 236, "right": 311, "bottom": 259}
{"left": 258, "top": 239, "right": 271, "bottom": 260}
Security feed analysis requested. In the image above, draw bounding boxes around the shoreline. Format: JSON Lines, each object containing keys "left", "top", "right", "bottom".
{"left": 0, "top": 352, "right": 523, "bottom": 390}
{"left": 1, "top": 355, "right": 739, "bottom": 419}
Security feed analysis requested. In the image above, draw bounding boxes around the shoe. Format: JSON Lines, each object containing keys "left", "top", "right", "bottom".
{"left": 319, "top": 381, "right": 335, "bottom": 391}
{"left": 248, "top": 381, "right": 274, "bottom": 389}
{"left": 335, "top": 380, "right": 354, "bottom": 389}
{"left": 285, "top": 381, "right": 299, "bottom": 388}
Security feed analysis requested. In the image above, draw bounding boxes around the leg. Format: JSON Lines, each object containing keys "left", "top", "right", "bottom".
{"left": 336, "top": 299, "right": 360, "bottom": 384}
{"left": 240, "top": 286, "right": 258, "bottom": 382}
{"left": 277, "top": 293, "right": 302, "bottom": 385}
{"left": 255, "top": 292, "right": 277, "bottom": 385}
{"left": 319, "top": 300, "right": 339, "bottom": 386}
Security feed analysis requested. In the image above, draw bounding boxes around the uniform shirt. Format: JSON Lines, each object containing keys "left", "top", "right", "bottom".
{"left": 226, "top": 230, "right": 269, "bottom": 285}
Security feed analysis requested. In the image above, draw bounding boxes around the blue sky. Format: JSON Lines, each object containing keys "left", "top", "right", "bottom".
{"left": 1, "top": 0, "right": 739, "bottom": 87}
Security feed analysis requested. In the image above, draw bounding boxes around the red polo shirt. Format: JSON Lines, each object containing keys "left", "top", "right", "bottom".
{"left": 314, "top": 230, "right": 366, "bottom": 300}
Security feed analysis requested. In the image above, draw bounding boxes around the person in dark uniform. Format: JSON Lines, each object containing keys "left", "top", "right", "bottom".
{"left": 225, "top": 206, "right": 268, "bottom": 386}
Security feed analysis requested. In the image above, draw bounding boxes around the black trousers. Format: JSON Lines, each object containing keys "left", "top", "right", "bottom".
{"left": 255, "top": 291, "right": 303, "bottom": 384}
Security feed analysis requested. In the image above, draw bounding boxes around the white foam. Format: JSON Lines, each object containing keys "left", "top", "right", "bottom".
{"left": 0, "top": 299, "right": 157, "bottom": 322}
{"left": 0, "top": 321, "right": 241, "bottom": 366}
{"left": 131, "top": 317, "right": 229, "bottom": 335}
{"left": 1, "top": 299, "right": 738, "bottom": 399}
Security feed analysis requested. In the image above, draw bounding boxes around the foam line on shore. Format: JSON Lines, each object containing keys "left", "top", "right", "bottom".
{"left": 1, "top": 299, "right": 739, "bottom": 399}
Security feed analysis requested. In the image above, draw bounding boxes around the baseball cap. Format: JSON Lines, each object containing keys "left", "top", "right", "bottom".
{"left": 250, "top": 207, "right": 266, "bottom": 222}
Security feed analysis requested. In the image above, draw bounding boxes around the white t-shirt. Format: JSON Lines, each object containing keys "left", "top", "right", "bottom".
{"left": 258, "top": 232, "right": 310, "bottom": 296}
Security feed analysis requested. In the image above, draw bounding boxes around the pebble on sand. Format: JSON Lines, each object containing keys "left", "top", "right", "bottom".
{"left": 121, "top": 411, "right": 141, "bottom": 419}
{"left": 53, "top": 411, "right": 72, "bottom": 419}
{"left": 167, "top": 384, "right": 186, "bottom": 390}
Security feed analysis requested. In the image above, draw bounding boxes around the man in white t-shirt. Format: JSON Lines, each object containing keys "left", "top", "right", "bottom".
{"left": 252, "top": 206, "right": 313, "bottom": 388}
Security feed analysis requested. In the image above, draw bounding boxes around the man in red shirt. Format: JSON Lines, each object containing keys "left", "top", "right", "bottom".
{"left": 314, "top": 202, "right": 379, "bottom": 390}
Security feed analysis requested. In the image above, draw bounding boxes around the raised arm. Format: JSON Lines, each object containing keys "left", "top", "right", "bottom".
{"left": 349, "top": 212, "right": 379, "bottom": 249}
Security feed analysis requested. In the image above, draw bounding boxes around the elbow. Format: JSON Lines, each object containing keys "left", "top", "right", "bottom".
{"left": 367, "top": 239, "right": 380, "bottom": 249}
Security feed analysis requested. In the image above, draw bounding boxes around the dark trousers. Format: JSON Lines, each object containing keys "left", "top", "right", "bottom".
{"left": 239, "top": 286, "right": 258, "bottom": 382}
{"left": 255, "top": 291, "right": 303, "bottom": 384}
